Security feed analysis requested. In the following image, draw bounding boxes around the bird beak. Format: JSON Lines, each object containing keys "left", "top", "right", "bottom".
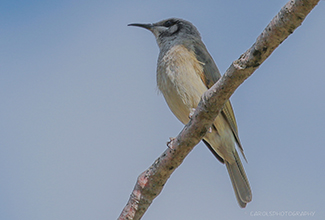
{"left": 128, "top": 23, "right": 154, "bottom": 30}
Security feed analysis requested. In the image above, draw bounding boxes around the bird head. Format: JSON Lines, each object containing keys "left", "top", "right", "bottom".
{"left": 128, "top": 18, "right": 201, "bottom": 50}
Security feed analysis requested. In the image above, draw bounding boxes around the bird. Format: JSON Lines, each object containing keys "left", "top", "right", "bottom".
{"left": 128, "top": 18, "right": 252, "bottom": 208}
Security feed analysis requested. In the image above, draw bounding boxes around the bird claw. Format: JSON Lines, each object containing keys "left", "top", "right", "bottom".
{"left": 167, "top": 137, "right": 176, "bottom": 150}
{"left": 189, "top": 108, "right": 196, "bottom": 119}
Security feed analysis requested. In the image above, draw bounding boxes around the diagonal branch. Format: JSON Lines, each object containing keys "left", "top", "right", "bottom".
{"left": 118, "top": 0, "right": 320, "bottom": 219}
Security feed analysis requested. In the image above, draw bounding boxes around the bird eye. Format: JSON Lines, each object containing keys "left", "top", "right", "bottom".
{"left": 163, "top": 20, "right": 175, "bottom": 27}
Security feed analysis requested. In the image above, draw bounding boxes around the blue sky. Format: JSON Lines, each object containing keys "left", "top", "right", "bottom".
{"left": 1, "top": 1, "right": 325, "bottom": 219}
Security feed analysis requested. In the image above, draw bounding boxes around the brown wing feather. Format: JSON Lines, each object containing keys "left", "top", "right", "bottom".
{"left": 192, "top": 42, "right": 247, "bottom": 161}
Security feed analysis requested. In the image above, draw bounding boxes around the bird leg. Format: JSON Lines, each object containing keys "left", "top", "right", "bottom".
{"left": 189, "top": 108, "right": 196, "bottom": 119}
{"left": 167, "top": 137, "right": 176, "bottom": 150}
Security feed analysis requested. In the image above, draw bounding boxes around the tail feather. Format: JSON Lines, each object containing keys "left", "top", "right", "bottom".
{"left": 225, "top": 151, "right": 252, "bottom": 208}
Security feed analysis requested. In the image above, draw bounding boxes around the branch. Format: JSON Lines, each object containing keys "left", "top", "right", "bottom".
{"left": 118, "top": 0, "right": 320, "bottom": 219}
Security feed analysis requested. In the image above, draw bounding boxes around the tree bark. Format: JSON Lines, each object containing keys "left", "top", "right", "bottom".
{"left": 118, "top": 0, "right": 320, "bottom": 219}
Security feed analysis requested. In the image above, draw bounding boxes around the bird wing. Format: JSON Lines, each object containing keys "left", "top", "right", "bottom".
{"left": 192, "top": 43, "right": 220, "bottom": 88}
{"left": 193, "top": 43, "right": 246, "bottom": 161}
{"left": 221, "top": 101, "right": 246, "bottom": 161}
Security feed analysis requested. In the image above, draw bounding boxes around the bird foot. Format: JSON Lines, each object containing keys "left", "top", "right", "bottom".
{"left": 167, "top": 137, "right": 176, "bottom": 150}
{"left": 189, "top": 108, "right": 196, "bottom": 119}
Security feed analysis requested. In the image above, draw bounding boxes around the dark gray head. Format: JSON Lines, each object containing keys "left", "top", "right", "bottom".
{"left": 128, "top": 18, "right": 202, "bottom": 50}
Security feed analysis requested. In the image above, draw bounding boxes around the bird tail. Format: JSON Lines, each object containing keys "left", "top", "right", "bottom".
{"left": 225, "top": 150, "right": 252, "bottom": 208}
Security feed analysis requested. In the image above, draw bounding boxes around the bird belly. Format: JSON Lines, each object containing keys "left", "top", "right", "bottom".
{"left": 157, "top": 45, "right": 207, "bottom": 125}
{"left": 157, "top": 44, "right": 236, "bottom": 162}
{"left": 159, "top": 72, "right": 204, "bottom": 125}
{"left": 160, "top": 72, "right": 235, "bottom": 162}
